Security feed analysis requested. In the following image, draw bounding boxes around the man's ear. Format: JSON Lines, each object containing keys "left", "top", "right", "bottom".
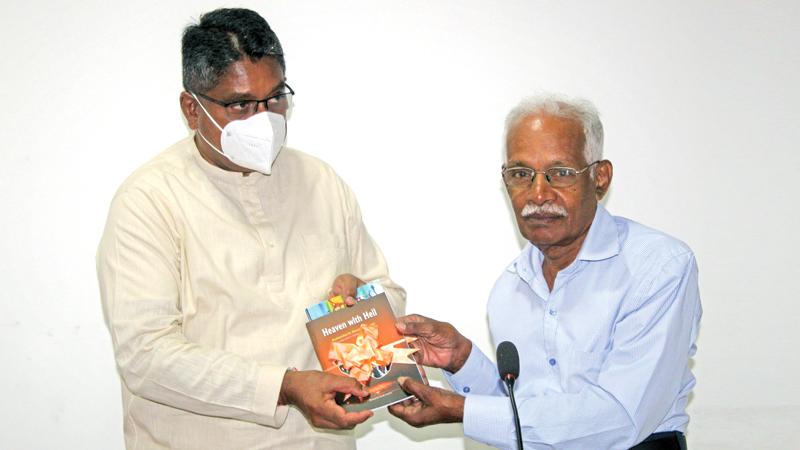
{"left": 179, "top": 91, "right": 199, "bottom": 130}
{"left": 594, "top": 160, "right": 613, "bottom": 200}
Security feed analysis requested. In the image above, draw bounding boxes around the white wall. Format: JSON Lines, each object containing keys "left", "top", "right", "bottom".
{"left": 1, "top": 1, "right": 798, "bottom": 448}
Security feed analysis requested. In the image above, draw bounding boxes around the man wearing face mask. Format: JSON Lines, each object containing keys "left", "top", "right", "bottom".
{"left": 96, "top": 8, "right": 404, "bottom": 449}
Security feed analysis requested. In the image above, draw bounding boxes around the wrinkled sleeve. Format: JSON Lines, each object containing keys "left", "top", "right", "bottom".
{"left": 97, "top": 188, "right": 290, "bottom": 428}
{"left": 445, "top": 344, "right": 506, "bottom": 396}
{"left": 340, "top": 180, "right": 406, "bottom": 315}
{"left": 456, "top": 253, "right": 701, "bottom": 450}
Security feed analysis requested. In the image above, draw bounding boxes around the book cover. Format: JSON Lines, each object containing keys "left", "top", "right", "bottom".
{"left": 305, "top": 293, "right": 427, "bottom": 412}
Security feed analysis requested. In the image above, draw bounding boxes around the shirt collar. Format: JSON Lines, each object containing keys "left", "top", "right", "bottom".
{"left": 575, "top": 203, "right": 621, "bottom": 262}
{"left": 507, "top": 203, "right": 621, "bottom": 279}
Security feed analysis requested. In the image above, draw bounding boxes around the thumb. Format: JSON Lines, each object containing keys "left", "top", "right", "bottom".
{"left": 397, "top": 376, "right": 429, "bottom": 402}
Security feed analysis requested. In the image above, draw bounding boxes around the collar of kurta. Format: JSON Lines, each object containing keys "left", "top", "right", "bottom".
{"left": 187, "top": 133, "right": 272, "bottom": 186}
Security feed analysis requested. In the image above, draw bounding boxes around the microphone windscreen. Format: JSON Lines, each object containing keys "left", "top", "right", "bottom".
{"left": 496, "top": 341, "right": 520, "bottom": 380}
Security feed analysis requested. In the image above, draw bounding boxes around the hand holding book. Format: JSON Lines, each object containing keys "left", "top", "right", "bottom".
{"left": 328, "top": 273, "right": 364, "bottom": 307}
{"left": 388, "top": 315, "right": 473, "bottom": 426}
{"left": 278, "top": 369, "right": 373, "bottom": 429}
{"left": 388, "top": 376, "right": 465, "bottom": 426}
{"left": 394, "top": 314, "right": 473, "bottom": 373}
{"left": 305, "top": 281, "right": 428, "bottom": 412}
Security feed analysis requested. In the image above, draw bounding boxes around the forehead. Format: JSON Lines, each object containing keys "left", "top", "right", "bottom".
{"left": 207, "top": 57, "right": 285, "bottom": 98}
{"left": 506, "top": 113, "right": 586, "bottom": 166}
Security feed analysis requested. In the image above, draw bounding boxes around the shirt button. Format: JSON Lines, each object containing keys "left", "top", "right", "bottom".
{"left": 549, "top": 358, "right": 557, "bottom": 366}
{"left": 462, "top": 386, "right": 471, "bottom": 393}
{"left": 549, "top": 309, "right": 557, "bottom": 316}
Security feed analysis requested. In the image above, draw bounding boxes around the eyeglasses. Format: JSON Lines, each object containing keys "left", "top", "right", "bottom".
{"left": 193, "top": 83, "right": 295, "bottom": 120}
{"left": 502, "top": 161, "right": 600, "bottom": 189}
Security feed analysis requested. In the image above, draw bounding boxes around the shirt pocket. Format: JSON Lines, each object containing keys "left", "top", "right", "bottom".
{"left": 300, "top": 232, "right": 348, "bottom": 299}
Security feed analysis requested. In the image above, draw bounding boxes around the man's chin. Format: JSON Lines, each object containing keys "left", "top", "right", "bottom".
{"left": 520, "top": 229, "right": 562, "bottom": 247}
{"left": 518, "top": 215, "right": 564, "bottom": 235}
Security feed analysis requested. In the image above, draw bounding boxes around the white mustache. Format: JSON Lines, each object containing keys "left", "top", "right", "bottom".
{"left": 521, "top": 203, "right": 568, "bottom": 218}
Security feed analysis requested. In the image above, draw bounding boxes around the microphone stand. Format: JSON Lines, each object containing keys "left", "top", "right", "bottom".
{"left": 503, "top": 375, "right": 524, "bottom": 450}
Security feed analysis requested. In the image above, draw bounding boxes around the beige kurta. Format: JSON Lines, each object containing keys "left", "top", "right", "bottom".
{"left": 97, "top": 135, "right": 405, "bottom": 449}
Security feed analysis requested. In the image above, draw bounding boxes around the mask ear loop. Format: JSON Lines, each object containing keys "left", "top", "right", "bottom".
{"left": 191, "top": 92, "right": 225, "bottom": 132}
{"left": 190, "top": 92, "right": 229, "bottom": 158}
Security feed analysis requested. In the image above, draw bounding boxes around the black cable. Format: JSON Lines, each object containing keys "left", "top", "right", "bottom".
{"left": 505, "top": 377, "right": 524, "bottom": 450}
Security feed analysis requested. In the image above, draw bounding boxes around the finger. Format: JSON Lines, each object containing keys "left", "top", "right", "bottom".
{"left": 388, "top": 402, "right": 415, "bottom": 418}
{"left": 388, "top": 401, "right": 428, "bottom": 427}
{"left": 330, "top": 284, "right": 352, "bottom": 299}
{"left": 329, "top": 376, "right": 370, "bottom": 398}
{"left": 388, "top": 399, "right": 421, "bottom": 417}
{"left": 401, "top": 320, "right": 438, "bottom": 338}
{"left": 335, "top": 274, "right": 362, "bottom": 298}
{"left": 328, "top": 284, "right": 344, "bottom": 300}
{"left": 396, "top": 315, "right": 430, "bottom": 335}
{"left": 312, "top": 418, "right": 340, "bottom": 430}
{"left": 344, "top": 296, "right": 356, "bottom": 306}
{"left": 329, "top": 287, "right": 351, "bottom": 299}
{"left": 337, "top": 409, "right": 373, "bottom": 428}
{"left": 397, "top": 376, "right": 431, "bottom": 403}
{"left": 342, "top": 284, "right": 357, "bottom": 298}
{"left": 313, "top": 400, "right": 372, "bottom": 429}
{"left": 405, "top": 314, "right": 429, "bottom": 322}
{"left": 387, "top": 397, "right": 417, "bottom": 416}
{"left": 323, "top": 406, "right": 372, "bottom": 429}
{"left": 397, "top": 314, "right": 430, "bottom": 326}
{"left": 388, "top": 403, "right": 403, "bottom": 416}
{"left": 329, "top": 275, "right": 351, "bottom": 298}
{"left": 399, "top": 397, "right": 419, "bottom": 407}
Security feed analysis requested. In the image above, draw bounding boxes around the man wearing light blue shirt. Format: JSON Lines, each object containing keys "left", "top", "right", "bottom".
{"left": 389, "top": 95, "right": 701, "bottom": 450}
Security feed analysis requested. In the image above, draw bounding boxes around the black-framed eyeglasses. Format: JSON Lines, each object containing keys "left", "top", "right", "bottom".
{"left": 502, "top": 161, "right": 601, "bottom": 189}
{"left": 193, "top": 83, "right": 295, "bottom": 120}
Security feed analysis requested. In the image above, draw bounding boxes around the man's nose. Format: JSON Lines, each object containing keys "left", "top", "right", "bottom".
{"left": 529, "top": 172, "right": 556, "bottom": 204}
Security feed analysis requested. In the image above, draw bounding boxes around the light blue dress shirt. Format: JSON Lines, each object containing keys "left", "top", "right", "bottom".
{"left": 446, "top": 204, "right": 702, "bottom": 450}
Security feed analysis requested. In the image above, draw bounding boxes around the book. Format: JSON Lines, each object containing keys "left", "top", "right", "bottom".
{"left": 305, "top": 281, "right": 386, "bottom": 320}
{"left": 305, "top": 292, "right": 427, "bottom": 412}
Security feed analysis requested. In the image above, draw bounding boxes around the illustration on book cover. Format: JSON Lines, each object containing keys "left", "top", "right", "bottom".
{"left": 305, "top": 285, "right": 427, "bottom": 412}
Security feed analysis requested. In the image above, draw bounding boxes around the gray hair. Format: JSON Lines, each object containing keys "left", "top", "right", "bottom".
{"left": 504, "top": 94, "right": 604, "bottom": 166}
{"left": 182, "top": 8, "right": 285, "bottom": 94}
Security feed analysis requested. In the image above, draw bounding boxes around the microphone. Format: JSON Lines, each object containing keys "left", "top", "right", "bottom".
{"left": 496, "top": 341, "right": 523, "bottom": 450}
{"left": 497, "top": 341, "right": 520, "bottom": 384}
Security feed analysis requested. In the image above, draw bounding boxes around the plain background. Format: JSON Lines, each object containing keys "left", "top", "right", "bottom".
{"left": 1, "top": 1, "right": 798, "bottom": 449}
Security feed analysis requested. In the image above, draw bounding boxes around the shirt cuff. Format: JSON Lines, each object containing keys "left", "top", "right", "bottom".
{"left": 252, "top": 365, "right": 290, "bottom": 428}
{"left": 463, "top": 394, "right": 516, "bottom": 450}
{"left": 445, "top": 345, "right": 502, "bottom": 395}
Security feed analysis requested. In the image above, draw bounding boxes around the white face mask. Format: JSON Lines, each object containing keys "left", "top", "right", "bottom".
{"left": 192, "top": 92, "right": 287, "bottom": 175}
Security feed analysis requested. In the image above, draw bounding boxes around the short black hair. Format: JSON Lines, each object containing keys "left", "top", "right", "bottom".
{"left": 182, "top": 8, "right": 285, "bottom": 93}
